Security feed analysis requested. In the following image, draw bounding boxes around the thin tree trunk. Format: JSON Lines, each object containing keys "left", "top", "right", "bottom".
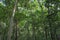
{"left": 7, "top": 0, "right": 18, "bottom": 40}
{"left": 24, "top": 20, "right": 30, "bottom": 40}
{"left": 44, "top": 27, "right": 48, "bottom": 40}
{"left": 13, "top": 19, "right": 18, "bottom": 40}
{"left": 15, "top": 22, "right": 18, "bottom": 40}
{"left": 0, "top": 36, "right": 1, "bottom": 40}
{"left": 32, "top": 24, "right": 36, "bottom": 40}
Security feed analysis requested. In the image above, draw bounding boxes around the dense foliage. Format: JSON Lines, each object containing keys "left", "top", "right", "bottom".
{"left": 0, "top": 0, "right": 60, "bottom": 40}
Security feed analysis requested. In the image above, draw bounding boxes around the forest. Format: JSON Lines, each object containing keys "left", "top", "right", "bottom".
{"left": 0, "top": 0, "right": 60, "bottom": 40}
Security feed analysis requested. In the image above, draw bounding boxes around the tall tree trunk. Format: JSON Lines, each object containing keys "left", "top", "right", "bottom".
{"left": 7, "top": 0, "right": 18, "bottom": 40}
{"left": 47, "top": 1, "right": 57, "bottom": 40}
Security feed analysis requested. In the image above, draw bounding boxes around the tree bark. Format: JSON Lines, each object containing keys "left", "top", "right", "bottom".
{"left": 7, "top": 0, "right": 18, "bottom": 40}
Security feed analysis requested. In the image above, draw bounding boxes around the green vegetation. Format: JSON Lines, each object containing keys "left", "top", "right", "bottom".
{"left": 0, "top": 0, "right": 60, "bottom": 40}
